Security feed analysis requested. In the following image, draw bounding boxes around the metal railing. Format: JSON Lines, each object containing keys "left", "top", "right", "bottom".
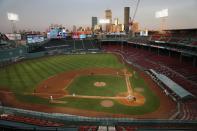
{"left": 1, "top": 105, "right": 195, "bottom": 125}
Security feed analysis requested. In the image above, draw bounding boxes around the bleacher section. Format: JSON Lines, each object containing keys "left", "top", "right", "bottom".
{"left": 0, "top": 105, "right": 196, "bottom": 130}
{"left": 127, "top": 35, "right": 197, "bottom": 81}
{"left": 0, "top": 33, "right": 17, "bottom": 50}
{"left": 0, "top": 114, "right": 64, "bottom": 127}
{"left": 178, "top": 101, "right": 197, "bottom": 120}
{"left": 150, "top": 33, "right": 197, "bottom": 46}
{"left": 79, "top": 126, "right": 98, "bottom": 131}
{"left": 102, "top": 42, "right": 197, "bottom": 121}
{"left": 116, "top": 125, "right": 196, "bottom": 131}
{"left": 28, "top": 39, "right": 100, "bottom": 53}
{"left": 0, "top": 33, "right": 196, "bottom": 130}
{"left": 102, "top": 44, "right": 197, "bottom": 95}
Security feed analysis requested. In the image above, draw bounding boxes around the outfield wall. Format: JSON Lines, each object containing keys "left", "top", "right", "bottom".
{"left": 0, "top": 46, "right": 27, "bottom": 62}
{"left": 25, "top": 51, "right": 46, "bottom": 59}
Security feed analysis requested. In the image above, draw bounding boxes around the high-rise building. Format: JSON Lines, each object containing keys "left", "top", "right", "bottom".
{"left": 94, "top": 25, "right": 102, "bottom": 32}
{"left": 105, "top": 9, "right": 112, "bottom": 32}
{"left": 114, "top": 18, "right": 119, "bottom": 26}
{"left": 92, "top": 17, "right": 97, "bottom": 30}
{"left": 124, "top": 7, "right": 130, "bottom": 34}
{"left": 111, "top": 23, "right": 124, "bottom": 33}
{"left": 72, "top": 25, "right": 77, "bottom": 32}
{"left": 77, "top": 26, "right": 83, "bottom": 31}
{"left": 49, "top": 24, "right": 63, "bottom": 30}
{"left": 132, "top": 22, "right": 139, "bottom": 33}
{"left": 105, "top": 10, "right": 112, "bottom": 23}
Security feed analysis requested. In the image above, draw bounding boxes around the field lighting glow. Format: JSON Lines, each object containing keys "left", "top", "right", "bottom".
{"left": 155, "top": 9, "right": 168, "bottom": 18}
{"left": 7, "top": 13, "right": 19, "bottom": 21}
{"left": 99, "top": 19, "right": 110, "bottom": 24}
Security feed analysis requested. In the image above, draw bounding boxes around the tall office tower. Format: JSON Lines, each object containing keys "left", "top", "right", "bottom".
{"left": 114, "top": 18, "right": 119, "bottom": 26}
{"left": 124, "top": 7, "right": 130, "bottom": 34}
{"left": 92, "top": 17, "right": 98, "bottom": 30}
{"left": 105, "top": 10, "right": 112, "bottom": 23}
{"left": 72, "top": 25, "right": 77, "bottom": 32}
{"left": 105, "top": 9, "right": 112, "bottom": 32}
{"left": 132, "top": 22, "right": 139, "bottom": 33}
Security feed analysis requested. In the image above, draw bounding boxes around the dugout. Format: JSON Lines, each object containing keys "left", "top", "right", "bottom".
{"left": 148, "top": 69, "right": 195, "bottom": 101}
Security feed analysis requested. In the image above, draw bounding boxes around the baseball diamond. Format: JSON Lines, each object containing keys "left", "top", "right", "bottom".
{"left": 0, "top": 53, "right": 176, "bottom": 117}
{"left": 1, "top": 1, "right": 197, "bottom": 129}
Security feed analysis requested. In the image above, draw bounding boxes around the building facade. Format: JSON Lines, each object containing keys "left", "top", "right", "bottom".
{"left": 105, "top": 10, "right": 112, "bottom": 32}
{"left": 124, "top": 7, "right": 130, "bottom": 34}
{"left": 92, "top": 17, "right": 98, "bottom": 30}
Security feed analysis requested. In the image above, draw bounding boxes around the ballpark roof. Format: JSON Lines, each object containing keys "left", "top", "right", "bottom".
{"left": 149, "top": 69, "right": 194, "bottom": 99}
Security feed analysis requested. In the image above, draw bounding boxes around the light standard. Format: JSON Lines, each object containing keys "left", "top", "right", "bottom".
{"left": 155, "top": 9, "right": 168, "bottom": 32}
{"left": 7, "top": 13, "right": 19, "bottom": 33}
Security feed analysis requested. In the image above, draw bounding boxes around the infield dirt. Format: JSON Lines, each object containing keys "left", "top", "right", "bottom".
{"left": 0, "top": 55, "right": 176, "bottom": 118}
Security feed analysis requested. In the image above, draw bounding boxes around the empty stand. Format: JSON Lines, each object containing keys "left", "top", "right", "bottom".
{"left": 79, "top": 126, "right": 98, "bottom": 131}
{"left": 102, "top": 42, "right": 197, "bottom": 121}
{"left": 0, "top": 114, "right": 64, "bottom": 127}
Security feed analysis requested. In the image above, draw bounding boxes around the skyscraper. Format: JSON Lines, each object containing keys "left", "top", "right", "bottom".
{"left": 114, "top": 18, "right": 119, "bottom": 26}
{"left": 92, "top": 17, "right": 98, "bottom": 30}
{"left": 105, "top": 9, "right": 112, "bottom": 32}
{"left": 132, "top": 22, "right": 139, "bottom": 33}
{"left": 72, "top": 25, "right": 77, "bottom": 32}
{"left": 124, "top": 7, "right": 130, "bottom": 34}
{"left": 105, "top": 10, "right": 112, "bottom": 23}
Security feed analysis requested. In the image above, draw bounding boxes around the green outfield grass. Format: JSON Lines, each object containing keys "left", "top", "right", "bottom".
{"left": 0, "top": 53, "right": 160, "bottom": 115}
{"left": 0, "top": 54, "right": 124, "bottom": 93}
{"left": 68, "top": 75, "right": 127, "bottom": 97}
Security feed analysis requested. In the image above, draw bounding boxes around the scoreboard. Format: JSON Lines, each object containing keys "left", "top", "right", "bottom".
{"left": 48, "top": 28, "right": 67, "bottom": 39}
{"left": 27, "top": 35, "right": 44, "bottom": 44}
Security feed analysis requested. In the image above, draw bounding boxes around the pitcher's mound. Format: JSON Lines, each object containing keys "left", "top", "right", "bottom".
{"left": 94, "top": 82, "right": 106, "bottom": 87}
{"left": 100, "top": 100, "right": 114, "bottom": 107}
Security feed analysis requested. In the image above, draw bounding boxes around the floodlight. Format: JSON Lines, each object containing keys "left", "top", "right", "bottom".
{"left": 7, "top": 13, "right": 19, "bottom": 21}
{"left": 155, "top": 9, "right": 168, "bottom": 18}
{"left": 162, "top": 9, "right": 168, "bottom": 17}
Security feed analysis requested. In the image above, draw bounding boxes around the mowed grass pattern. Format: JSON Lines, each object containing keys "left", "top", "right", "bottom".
{"left": 0, "top": 53, "right": 160, "bottom": 115}
{"left": 0, "top": 54, "right": 124, "bottom": 93}
{"left": 68, "top": 75, "right": 127, "bottom": 97}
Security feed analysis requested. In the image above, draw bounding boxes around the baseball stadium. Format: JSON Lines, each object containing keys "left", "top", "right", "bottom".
{"left": 0, "top": 0, "right": 197, "bottom": 131}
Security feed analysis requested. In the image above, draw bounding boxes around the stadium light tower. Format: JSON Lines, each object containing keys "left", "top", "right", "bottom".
{"left": 155, "top": 9, "right": 168, "bottom": 31}
{"left": 7, "top": 13, "right": 19, "bottom": 33}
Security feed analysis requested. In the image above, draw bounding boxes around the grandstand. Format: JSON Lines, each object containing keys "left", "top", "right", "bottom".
{"left": 99, "top": 29, "right": 197, "bottom": 127}
{"left": 0, "top": 0, "right": 197, "bottom": 128}
{"left": 0, "top": 32, "right": 197, "bottom": 131}
{"left": 0, "top": 33, "right": 18, "bottom": 50}
{"left": 0, "top": 29, "right": 197, "bottom": 130}
{"left": 101, "top": 29, "right": 197, "bottom": 94}
{"left": 0, "top": 106, "right": 196, "bottom": 130}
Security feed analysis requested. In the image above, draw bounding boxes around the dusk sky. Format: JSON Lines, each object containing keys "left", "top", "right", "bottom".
{"left": 0, "top": 0, "right": 197, "bottom": 33}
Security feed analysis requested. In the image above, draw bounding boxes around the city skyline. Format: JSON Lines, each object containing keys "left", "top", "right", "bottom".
{"left": 0, "top": 0, "right": 197, "bottom": 33}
